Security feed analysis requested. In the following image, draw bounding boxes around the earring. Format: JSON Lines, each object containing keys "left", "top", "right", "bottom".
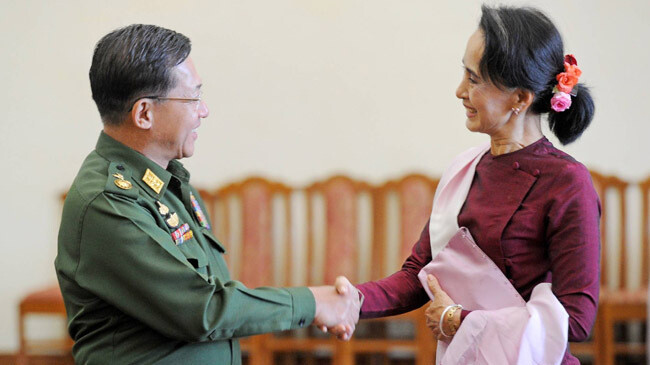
{"left": 511, "top": 107, "right": 520, "bottom": 115}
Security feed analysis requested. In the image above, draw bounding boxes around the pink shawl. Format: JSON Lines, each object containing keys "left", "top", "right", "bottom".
{"left": 417, "top": 143, "right": 569, "bottom": 365}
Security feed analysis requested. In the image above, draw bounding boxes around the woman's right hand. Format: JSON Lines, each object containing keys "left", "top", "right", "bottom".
{"left": 425, "top": 274, "right": 459, "bottom": 341}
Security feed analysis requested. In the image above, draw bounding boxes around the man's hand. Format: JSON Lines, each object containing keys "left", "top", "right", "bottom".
{"left": 309, "top": 276, "right": 361, "bottom": 341}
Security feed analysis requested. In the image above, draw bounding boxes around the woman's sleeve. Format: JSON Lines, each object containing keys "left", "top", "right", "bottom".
{"left": 546, "top": 164, "right": 601, "bottom": 342}
{"left": 357, "top": 223, "right": 432, "bottom": 319}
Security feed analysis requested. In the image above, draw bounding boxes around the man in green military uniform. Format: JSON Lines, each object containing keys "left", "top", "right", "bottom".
{"left": 55, "top": 24, "right": 360, "bottom": 364}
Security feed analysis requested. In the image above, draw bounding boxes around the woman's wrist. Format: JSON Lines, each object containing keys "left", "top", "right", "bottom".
{"left": 450, "top": 307, "right": 462, "bottom": 334}
{"left": 439, "top": 304, "right": 462, "bottom": 337}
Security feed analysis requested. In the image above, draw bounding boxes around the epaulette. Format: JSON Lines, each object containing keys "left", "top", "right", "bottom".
{"left": 104, "top": 162, "right": 139, "bottom": 199}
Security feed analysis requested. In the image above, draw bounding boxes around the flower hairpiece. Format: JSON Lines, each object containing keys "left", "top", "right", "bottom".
{"left": 550, "top": 55, "right": 582, "bottom": 112}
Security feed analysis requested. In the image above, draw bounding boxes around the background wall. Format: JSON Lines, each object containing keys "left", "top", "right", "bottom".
{"left": 1, "top": 0, "right": 648, "bottom": 352}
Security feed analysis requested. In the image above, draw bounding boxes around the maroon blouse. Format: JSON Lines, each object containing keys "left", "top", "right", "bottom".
{"left": 357, "top": 138, "right": 600, "bottom": 362}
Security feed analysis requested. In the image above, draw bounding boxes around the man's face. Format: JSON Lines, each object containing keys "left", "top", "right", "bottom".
{"left": 151, "top": 56, "right": 209, "bottom": 162}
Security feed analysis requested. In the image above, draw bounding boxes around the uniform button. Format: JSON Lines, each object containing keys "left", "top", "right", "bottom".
{"left": 298, "top": 319, "right": 306, "bottom": 327}
{"left": 512, "top": 162, "right": 520, "bottom": 170}
{"left": 533, "top": 169, "right": 540, "bottom": 177}
{"left": 116, "top": 165, "right": 125, "bottom": 171}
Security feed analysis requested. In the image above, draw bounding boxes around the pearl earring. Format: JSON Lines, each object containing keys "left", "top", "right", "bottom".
{"left": 512, "top": 107, "right": 520, "bottom": 115}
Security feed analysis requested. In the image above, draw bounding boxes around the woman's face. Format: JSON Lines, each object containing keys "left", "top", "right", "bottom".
{"left": 456, "top": 30, "right": 517, "bottom": 137}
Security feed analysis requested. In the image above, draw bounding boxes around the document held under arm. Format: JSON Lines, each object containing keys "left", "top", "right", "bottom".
{"left": 418, "top": 228, "right": 568, "bottom": 365}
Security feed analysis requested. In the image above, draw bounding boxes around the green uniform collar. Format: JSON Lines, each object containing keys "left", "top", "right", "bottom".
{"left": 95, "top": 132, "right": 191, "bottom": 198}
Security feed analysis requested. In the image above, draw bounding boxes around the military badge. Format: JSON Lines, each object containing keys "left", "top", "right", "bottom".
{"left": 171, "top": 223, "right": 190, "bottom": 241}
{"left": 156, "top": 201, "right": 170, "bottom": 215}
{"left": 112, "top": 173, "right": 132, "bottom": 190}
{"left": 190, "top": 193, "right": 211, "bottom": 229}
{"left": 174, "top": 229, "right": 194, "bottom": 245}
{"left": 166, "top": 212, "right": 180, "bottom": 228}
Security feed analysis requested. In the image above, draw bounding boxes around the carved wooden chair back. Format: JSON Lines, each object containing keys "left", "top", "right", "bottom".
{"left": 211, "top": 177, "right": 293, "bottom": 288}
{"left": 640, "top": 177, "right": 650, "bottom": 290}
{"left": 304, "top": 175, "right": 374, "bottom": 286}
{"left": 590, "top": 170, "right": 630, "bottom": 290}
{"left": 372, "top": 174, "right": 439, "bottom": 278}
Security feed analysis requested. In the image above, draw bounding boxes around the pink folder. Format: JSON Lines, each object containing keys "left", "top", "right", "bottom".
{"left": 418, "top": 227, "right": 568, "bottom": 365}
{"left": 419, "top": 227, "right": 525, "bottom": 310}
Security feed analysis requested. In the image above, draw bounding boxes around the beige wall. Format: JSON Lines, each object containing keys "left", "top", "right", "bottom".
{"left": 1, "top": 0, "right": 648, "bottom": 351}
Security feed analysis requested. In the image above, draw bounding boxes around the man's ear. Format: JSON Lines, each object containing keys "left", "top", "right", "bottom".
{"left": 130, "top": 99, "right": 155, "bottom": 130}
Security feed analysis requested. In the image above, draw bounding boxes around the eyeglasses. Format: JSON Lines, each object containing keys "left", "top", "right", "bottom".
{"left": 140, "top": 95, "right": 201, "bottom": 103}
{"left": 133, "top": 92, "right": 203, "bottom": 111}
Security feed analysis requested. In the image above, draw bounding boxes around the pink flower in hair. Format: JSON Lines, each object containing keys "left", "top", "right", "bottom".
{"left": 550, "top": 55, "right": 581, "bottom": 112}
{"left": 551, "top": 91, "right": 572, "bottom": 112}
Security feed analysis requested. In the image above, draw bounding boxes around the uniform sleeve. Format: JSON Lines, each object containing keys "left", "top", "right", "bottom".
{"left": 357, "top": 223, "right": 432, "bottom": 319}
{"left": 546, "top": 165, "right": 601, "bottom": 342}
{"left": 74, "top": 193, "right": 315, "bottom": 342}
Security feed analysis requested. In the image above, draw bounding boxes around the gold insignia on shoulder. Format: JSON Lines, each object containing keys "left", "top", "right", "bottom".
{"left": 114, "top": 179, "right": 132, "bottom": 190}
{"left": 156, "top": 201, "right": 170, "bottom": 215}
{"left": 112, "top": 173, "right": 132, "bottom": 190}
{"left": 142, "top": 169, "right": 164, "bottom": 194}
{"left": 166, "top": 212, "right": 179, "bottom": 228}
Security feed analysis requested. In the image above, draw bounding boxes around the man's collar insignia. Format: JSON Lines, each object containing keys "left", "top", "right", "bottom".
{"left": 142, "top": 169, "right": 164, "bottom": 194}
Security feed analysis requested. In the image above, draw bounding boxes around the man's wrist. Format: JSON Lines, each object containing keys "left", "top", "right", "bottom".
{"left": 289, "top": 286, "right": 317, "bottom": 329}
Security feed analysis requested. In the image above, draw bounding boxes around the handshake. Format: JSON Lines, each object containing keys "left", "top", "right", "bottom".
{"left": 308, "top": 276, "right": 362, "bottom": 341}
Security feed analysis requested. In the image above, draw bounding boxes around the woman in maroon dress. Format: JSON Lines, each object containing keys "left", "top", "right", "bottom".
{"left": 353, "top": 6, "right": 599, "bottom": 364}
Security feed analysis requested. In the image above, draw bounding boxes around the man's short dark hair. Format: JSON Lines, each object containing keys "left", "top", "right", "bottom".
{"left": 89, "top": 24, "right": 191, "bottom": 125}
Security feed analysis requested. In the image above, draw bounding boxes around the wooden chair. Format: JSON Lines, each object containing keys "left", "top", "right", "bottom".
{"left": 346, "top": 174, "right": 438, "bottom": 365}
{"left": 17, "top": 193, "right": 72, "bottom": 364}
{"left": 591, "top": 171, "right": 647, "bottom": 364}
{"left": 261, "top": 175, "right": 374, "bottom": 365}
{"left": 17, "top": 286, "right": 72, "bottom": 364}
{"left": 211, "top": 178, "right": 294, "bottom": 365}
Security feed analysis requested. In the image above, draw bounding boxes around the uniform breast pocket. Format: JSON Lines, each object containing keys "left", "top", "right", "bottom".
{"left": 177, "top": 240, "right": 209, "bottom": 276}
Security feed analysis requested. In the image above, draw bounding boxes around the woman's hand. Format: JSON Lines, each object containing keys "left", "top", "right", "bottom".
{"left": 425, "top": 274, "right": 460, "bottom": 341}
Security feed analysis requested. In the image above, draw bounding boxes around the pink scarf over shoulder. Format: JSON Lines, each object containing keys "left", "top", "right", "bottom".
{"left": 417, "top": 143, "right": 569, "bottom": 365}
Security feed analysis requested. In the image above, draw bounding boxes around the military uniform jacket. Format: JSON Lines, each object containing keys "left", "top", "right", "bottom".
{"left": 55, "top": 132, "right": 315, "bottom": 364}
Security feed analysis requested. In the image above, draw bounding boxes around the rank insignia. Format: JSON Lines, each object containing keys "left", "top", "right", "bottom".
{"left": 112, "top": 173, "right": 132, "bottom": 190}
{"left": 142, "top": 169, "right": 164, "bottom": 194}
{"left": 156, "top": 201, "right": 170, "bottom": 215}
{"left": 166, "top": 212, "right": 180, "bottom": 228}
{"left": 190, "top": 193, "right": 211, "bottom": 229}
